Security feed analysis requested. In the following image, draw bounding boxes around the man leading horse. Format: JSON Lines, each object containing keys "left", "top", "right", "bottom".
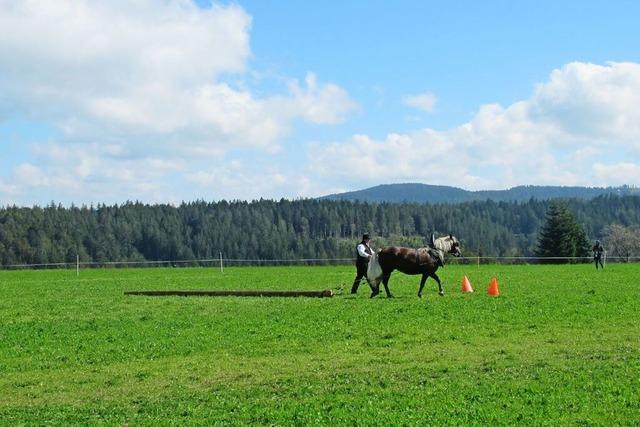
{"left": 366, "top": 234, "right": 461, "bottom": 298}
{"left": 351, "top": 233, "right": 374, "bottom": 294}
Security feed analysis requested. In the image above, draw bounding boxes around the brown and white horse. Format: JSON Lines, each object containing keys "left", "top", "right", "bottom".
{"left": 366, "top": 235, "right": 461, "bottom": 298}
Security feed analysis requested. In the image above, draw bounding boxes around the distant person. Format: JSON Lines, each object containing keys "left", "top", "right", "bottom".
{"left": 592, "top": 240, "right": 604, "bottom": 269}
{"left": 351, "top": 233, "right": 373, "bottom": 294}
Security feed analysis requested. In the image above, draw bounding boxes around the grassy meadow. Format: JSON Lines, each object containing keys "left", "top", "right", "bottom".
{"left": 0, "top": 263, "right": 639, "bottom": 425}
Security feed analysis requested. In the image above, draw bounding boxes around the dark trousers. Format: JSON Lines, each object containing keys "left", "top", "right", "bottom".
{"left": 351, "top": 260, "right": 368, "bottom": 294}
{"left": 594, "top": 256, "right": 604, "bottom": 269}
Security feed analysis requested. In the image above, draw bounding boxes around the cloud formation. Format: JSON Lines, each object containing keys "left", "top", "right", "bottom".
{"left": 0, "top": 1, "right": 357, "bottom": 204}
{"left": 309, "top": 62, "right": 640, "bottom": 192}
{"left": 403, "top": 92, "right": 438, "bottom": 113}
{"left": 0, "top": 2, "right": 638, "bottom": 204}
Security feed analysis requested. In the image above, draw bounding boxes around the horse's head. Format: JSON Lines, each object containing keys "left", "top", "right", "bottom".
{"left": 434, "top": 234, "right": 461, "bottom": 257}
{"left": 448, "top": 235, "right": 462, "bottom": 257}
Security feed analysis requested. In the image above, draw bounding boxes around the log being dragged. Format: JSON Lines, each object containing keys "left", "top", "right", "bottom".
{"left": 125, "top": 289, "right": 334, "bottom": 298}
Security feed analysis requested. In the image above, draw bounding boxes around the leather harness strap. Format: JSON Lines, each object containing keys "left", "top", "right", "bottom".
{"left": 416, "top": 247, "right": 445, "bottom": 267}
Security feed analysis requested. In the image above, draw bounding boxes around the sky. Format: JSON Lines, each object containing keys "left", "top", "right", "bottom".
{"left": 1, "top": 0, "right": 640, "bottom": 206}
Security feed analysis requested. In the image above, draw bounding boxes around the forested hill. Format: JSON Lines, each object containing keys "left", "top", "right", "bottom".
{"left": 321, "top": 183, "right": 638, "bottom": 203}
{"left": 1, "top": 195, "right": 639, "bottom": 266}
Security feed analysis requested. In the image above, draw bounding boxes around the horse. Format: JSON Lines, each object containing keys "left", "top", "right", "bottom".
{"left": 366, "top": 234, "right": 461, "bottom": 298}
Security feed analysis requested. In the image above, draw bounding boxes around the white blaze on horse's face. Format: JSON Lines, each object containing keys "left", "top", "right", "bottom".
{"left": 450, "top": 236, "right": 461, "bottom": 257}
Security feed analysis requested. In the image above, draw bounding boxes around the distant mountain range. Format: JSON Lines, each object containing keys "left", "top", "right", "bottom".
{"left": 321, "top": 183, "right": 639, "bottom": 204}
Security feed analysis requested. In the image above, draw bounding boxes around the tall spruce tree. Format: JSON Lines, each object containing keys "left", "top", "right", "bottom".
{"left": 572, "top": 222, "right": 591, "bottom": 259}
{"left": 536, "top": 203, "right": 590, "bottom": 262}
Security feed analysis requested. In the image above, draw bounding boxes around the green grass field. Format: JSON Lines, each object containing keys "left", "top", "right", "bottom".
{"left": 1, "top": 264, "right": 639, "bottom": 425}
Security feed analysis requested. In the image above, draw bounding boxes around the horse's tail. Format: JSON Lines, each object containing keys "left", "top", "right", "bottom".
{"left": 367, "top": 251, "right": 383, "bottom": 285}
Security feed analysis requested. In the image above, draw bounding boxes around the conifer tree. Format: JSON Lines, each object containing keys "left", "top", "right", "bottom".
{"left": 572, "top": 222, "right": 591, "bottom": 259}
{"left": 536, "top": 203, "right": 590, "bottom": 262}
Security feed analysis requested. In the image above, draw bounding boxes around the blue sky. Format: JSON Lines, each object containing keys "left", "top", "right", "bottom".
{"left": 1, "top": 0, "right": 640, "bottom": 205}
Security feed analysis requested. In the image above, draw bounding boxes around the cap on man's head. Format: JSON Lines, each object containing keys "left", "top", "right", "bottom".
{"left": 362, "top": 233, "right": 370, "bottom": 240}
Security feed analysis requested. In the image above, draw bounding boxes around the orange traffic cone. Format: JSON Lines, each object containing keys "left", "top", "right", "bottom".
{"left": 487, "top": 277, "right": 500, "bottom": 297}
{"left": 461, "top": 275, "right": 474, "bottom": 293}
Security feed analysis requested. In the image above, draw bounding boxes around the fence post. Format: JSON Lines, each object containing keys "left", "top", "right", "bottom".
{"left": 219, "top": 252, "right": 224, "bottom": 273}
{"left": 76, "top": 254, "right": 79, "bottom": 277}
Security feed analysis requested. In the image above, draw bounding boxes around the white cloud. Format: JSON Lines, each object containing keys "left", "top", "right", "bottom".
{"left": 593, "top": 163, "right": 640, "bottom": 186}
{"left": 403, "top": 92, "right": 438, "bottom": 113}
{"left": 283, "top": 73, "right": 359, "bottom": 124}
{"left": 14, "top": 163, "right": 50, "bottom": 187}
{"left": 309, "top": 62, "right": 640, "bottom": 192}
{"left": 1, "top": 2, "right": 638, "bottom": 204}
{"left": 0, "top": 2, "right": 357, "bottom": 148}
{"left": 0, "top": 1, "right": 357, "bottom": 204}
{"left": 572, "top": 146, "right": 600, "bottom": 163}
{"left": 5, "top": 143, "right": 189, "bottom": 204}
{"left": 0, "top": 180, "right": 18, "bottom": 195}
{"left": 185, "top": 162, "right": 293, "bottom": 201}
{"left": 531, "top": 62, "right": 640, "bottom": 142}
{"left": 0, "top": 1, "right": 250, "bottom": 119}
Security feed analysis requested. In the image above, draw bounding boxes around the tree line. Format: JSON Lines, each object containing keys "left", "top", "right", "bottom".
{"left": 1, "top": 195, "right": 639, "bottom": 266}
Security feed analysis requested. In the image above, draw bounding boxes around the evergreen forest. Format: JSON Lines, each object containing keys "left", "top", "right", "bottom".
{"left": 1, "top": 195, "right": 639, "bottom": 266}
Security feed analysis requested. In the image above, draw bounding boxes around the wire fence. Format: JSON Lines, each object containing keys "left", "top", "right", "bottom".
{"left": 1, "top": 254, "right": 639, "bottom": 271}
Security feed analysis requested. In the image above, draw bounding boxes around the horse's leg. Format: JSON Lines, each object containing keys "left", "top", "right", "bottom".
{"left": 382, "top": 272, "right": 394, "bottom": 298}
{"left": 369, "top": 278, "right": 380, "bottom": 298}
{"left": 430, "top": 272, "right": 444, "bottom": 296}
{"left": 418, "top": 273, "right": 428, "bottom": 298}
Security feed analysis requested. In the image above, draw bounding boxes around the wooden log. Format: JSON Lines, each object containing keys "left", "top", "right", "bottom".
{"left": 124, "top": 289, "right": 334, "bottom": 298}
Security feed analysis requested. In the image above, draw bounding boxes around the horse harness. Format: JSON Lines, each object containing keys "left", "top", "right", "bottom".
{"left": 415, "top": 247, "right": 444, "bottom": 267}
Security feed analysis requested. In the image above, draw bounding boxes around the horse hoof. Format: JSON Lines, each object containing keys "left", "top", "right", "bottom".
{"left": 418, "top": 294, "right": 422, "bottom": 298}
{"left": 438, "top": 291, "right": 444, "bottom": 296}
{"left": 370, "top": 291, "right": 379, "bottom": 298}
{"left": 387, "top": 294, "right": 394, "bottom": 298}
